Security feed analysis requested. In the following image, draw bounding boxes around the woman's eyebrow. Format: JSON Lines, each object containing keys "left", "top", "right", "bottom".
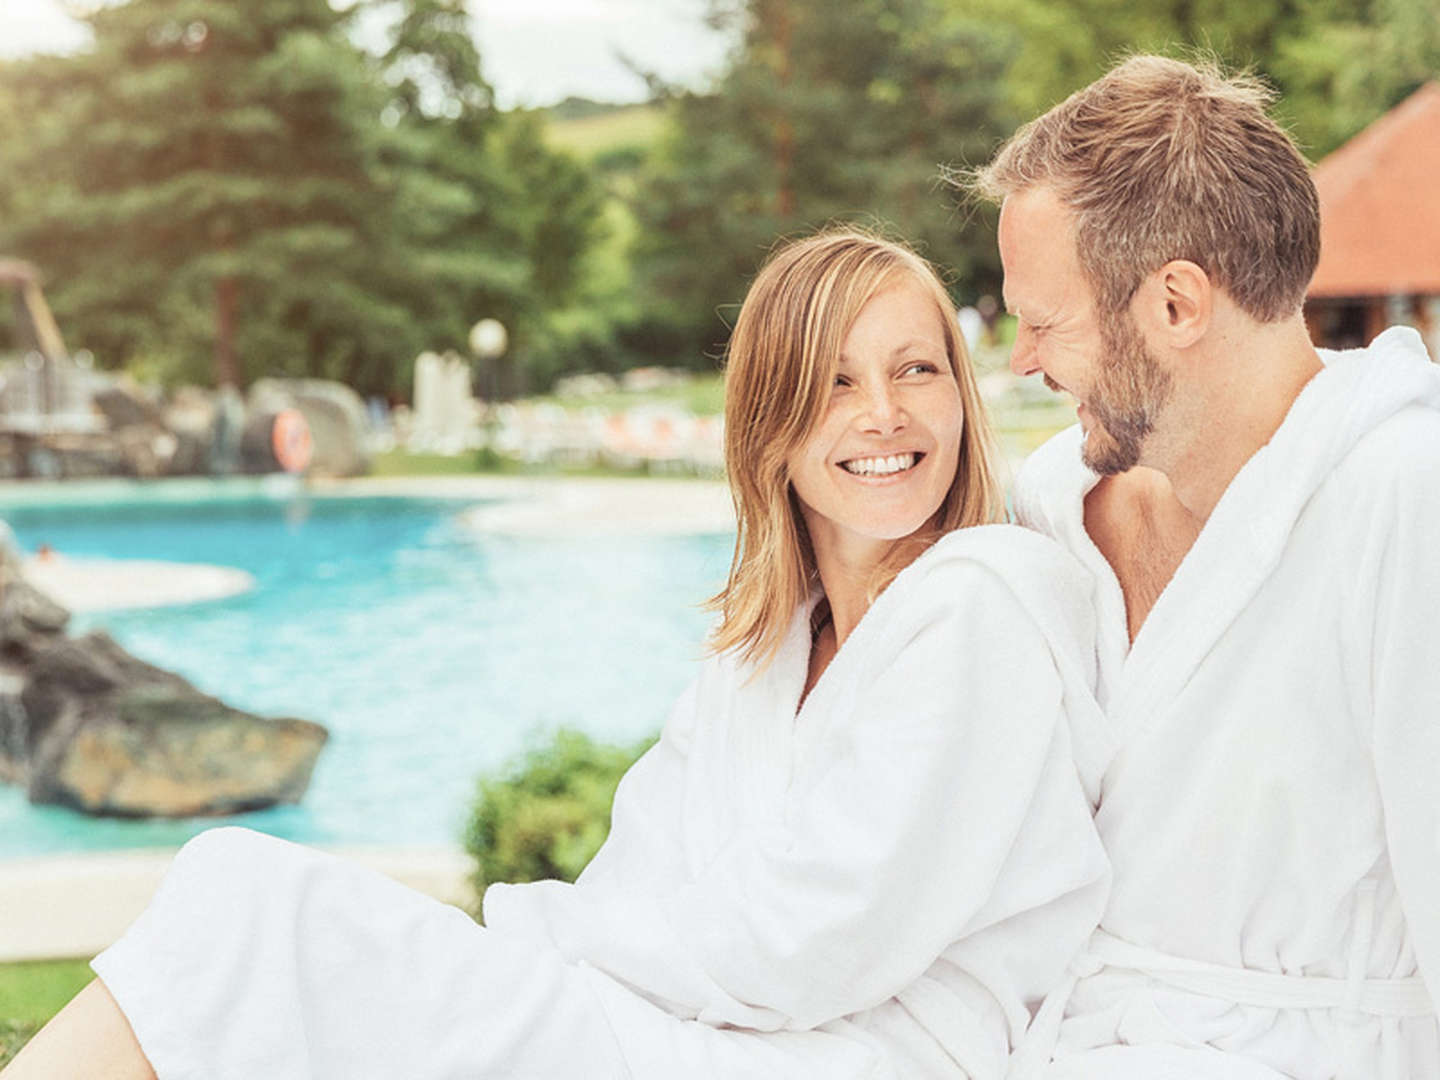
{"left": 889, "top": 339, "right": 944, "bottom": 356}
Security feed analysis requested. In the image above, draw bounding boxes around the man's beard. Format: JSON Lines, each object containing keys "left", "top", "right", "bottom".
{"left": 1080, "top": 310, "right": 1173, "bottom": 476}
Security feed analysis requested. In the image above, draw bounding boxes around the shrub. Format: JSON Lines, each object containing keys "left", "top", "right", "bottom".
{"left": 463, "top": 729, "right": 654, "bottom": 916}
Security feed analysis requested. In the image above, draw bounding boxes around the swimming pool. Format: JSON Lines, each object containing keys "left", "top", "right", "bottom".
{"left": 0, "top": 480, "right": 733, "bottom": 857}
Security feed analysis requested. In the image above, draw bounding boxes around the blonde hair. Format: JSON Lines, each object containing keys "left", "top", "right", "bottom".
{"left": 967, "top": 54, "right": 1320, "bottom": 320}
{"left": 709, "top": 228, "right": 1002, "bottom": 669}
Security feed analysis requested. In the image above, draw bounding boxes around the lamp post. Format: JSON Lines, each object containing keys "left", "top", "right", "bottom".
{"left": 468, "top": 318, "right": 508, "bottom": 401}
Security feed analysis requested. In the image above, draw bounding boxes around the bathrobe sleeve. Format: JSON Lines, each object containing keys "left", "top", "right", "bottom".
{"left": 572, "top": 677, "right": 699, "bottom": 892}
{"left": 483, "top": 676, "right": 699, "bottom": 948}
{"left": 487, "top": 557, "right": 1107, "bottom": 1032}
{"left": 1369, "top": 438, "right": 1440, "bottom": 1007}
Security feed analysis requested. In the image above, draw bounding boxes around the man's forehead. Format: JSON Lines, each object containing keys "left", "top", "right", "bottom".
{"left": 998, "top": 189, "right": 1090, "bottom": 317}
{"left": 999, "top": 187, "right": 1075, "bottom": 246}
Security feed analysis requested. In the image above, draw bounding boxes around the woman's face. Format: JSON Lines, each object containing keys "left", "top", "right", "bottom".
{"left": 787, "top": 279, "right": 963, "bottom": 567}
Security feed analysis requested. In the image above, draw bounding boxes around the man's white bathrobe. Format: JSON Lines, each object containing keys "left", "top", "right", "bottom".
{"left": 1009, "top": 327, "right": 1440, "bottom": 1080}
{"left": 94, "top": 525, "right": 1109, "bottom": 1080}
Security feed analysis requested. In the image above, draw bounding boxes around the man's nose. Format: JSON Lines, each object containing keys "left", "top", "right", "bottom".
{"left": 1010, "top": 325, "right": 1041, "bottom": 377}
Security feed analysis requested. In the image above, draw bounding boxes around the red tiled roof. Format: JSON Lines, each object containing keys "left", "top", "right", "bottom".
{"left": 1308, "top": 82, "right": 1440, "bottom": 299}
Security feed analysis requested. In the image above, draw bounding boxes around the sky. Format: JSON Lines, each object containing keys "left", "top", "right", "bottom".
{"left": 0, "top": 0, "right": 736, "bottom": 107}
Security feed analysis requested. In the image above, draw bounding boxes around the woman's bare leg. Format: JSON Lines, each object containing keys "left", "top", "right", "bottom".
{"left": 2, "top": 978, "right": 156, "bottom": 1080}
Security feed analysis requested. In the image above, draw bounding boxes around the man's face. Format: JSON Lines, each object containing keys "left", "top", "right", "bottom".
{"left": 997, "top": 187, "right": 1172, "bottom": 475}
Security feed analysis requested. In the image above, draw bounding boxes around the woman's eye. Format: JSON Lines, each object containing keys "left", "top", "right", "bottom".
{"left": 904, "top": 362, "right": 939, "bottom": 376}
{"left": 833, "top": 374, "right": 852, "bottom": 388}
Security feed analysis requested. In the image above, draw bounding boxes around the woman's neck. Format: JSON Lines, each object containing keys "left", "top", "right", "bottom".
{"left": 814, "top": 559, "right": 874, "bottom": 649}
{"left": 799, "top": 535, "right": 910, "bottom": 710}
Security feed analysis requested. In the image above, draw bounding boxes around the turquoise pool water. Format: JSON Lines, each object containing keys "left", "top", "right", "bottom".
{"left": 0, "top": 480, "right": 733, "bottom": 857}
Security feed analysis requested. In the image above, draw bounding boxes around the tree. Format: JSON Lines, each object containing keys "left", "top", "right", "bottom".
{"left": 966, "top": 0, "right": 1440, "bottom": 159}
{"left": 0, "top": 0, "right": 608, "bottom": 399}
{"left": 0, "top": 0, "right": 413, "bottom": 391}
{"left": 629, "top": 0, "right": 1017, "bottom": 368}
{"left": 362, "top": 0, "right": 606, "bottom": 395}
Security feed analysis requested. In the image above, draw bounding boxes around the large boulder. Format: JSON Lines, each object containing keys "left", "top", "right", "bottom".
{"left": 91, "top": 377, "right": 165, "bottom": 430}
{"left": 161, "top": 385, "right": 219, "bottom": 476}
{"left": 249, "top": 377, "right": 370, "bottom": 477}
{"left": 0, "top": 551, "right": 329, "bottom": 818}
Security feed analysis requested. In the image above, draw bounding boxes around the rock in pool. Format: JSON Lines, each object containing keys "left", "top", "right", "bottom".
{"left": 0, "top": 541, "right": 328, "bottom": 818}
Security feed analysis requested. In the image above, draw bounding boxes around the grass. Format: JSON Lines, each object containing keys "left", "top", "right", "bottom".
{"left": 544, "top": 103, "right": 666, "bottom": 160}
{"left": 0, "top": 957, "right": 94, "bottom": 1067}
{"left": 369, "top": 447, "right": 717, "bottom": 480}
{"left": 538, "top": 373, "right": 725, "bottom": 416}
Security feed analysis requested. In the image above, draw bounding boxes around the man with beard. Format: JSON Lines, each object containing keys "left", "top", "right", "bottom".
{"left": 969, "top": 56, "right": 1440, "bottom": 1079}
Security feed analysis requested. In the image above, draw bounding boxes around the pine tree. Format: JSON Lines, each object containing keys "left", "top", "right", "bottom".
{"left": 374, "top": 0, "right": 606, "bottom": 396}
{"left": 630, "top": 0, "right": 1015, "bottom": 367}
{"left": 0, "top": 0, "right": 408, "bottom": 391}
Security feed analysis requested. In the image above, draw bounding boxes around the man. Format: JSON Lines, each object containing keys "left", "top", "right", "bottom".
{"left": 969, "top": 56, "right": 1440, "bottom": 1079}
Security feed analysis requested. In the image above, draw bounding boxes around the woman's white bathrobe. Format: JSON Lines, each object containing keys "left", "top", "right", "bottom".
{"left": 93, "top": 525, "right": 1109, "bottom": 1080}
{"left": 1009, "top": 327, "right": 1440, "bottom": 1080}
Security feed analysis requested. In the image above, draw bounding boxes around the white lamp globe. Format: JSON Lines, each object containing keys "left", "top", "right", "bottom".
{"left": 468, "top": 319, "right": 508, "bottom": 360}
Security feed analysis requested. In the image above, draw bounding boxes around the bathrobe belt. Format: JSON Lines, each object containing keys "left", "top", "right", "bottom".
{"left": 1009, "top": 929, "right": 1436, "bottom": 1079}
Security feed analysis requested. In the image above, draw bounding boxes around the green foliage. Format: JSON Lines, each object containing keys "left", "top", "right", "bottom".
{"left": 544, "top": 103, "right": 667, "bottom": 162}
{"left": 0, "top": 0, "right": 606, "bottom": 400}
{"left": 966, "top": 0, "right": 1440, "bottom": 159}
{"left": 629, "top": 0, "right": 1017, "bottom": 367}
{"left": 0, "top": 0, "right": 401, "bottom": 389}
{"left": 0, "top": 1020, "right": 36, "bottom": 1069}
{"left": 0, "top": 0, "right": 1429, "bottom": 400}
{"left": 463, "top": 729, "right": 654, "bottom": 912}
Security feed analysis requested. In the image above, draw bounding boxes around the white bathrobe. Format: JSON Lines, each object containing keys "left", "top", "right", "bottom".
{"left": 94, "top": 524, "right": 1109, "bottom": 1080}
{"left": 1009, "top": 327, "right": 1440, "bottom": 1080}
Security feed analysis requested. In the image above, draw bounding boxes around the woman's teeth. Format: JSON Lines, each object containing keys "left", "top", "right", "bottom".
{"left": 840, "top": 453, "right": 918, "bottom": 476}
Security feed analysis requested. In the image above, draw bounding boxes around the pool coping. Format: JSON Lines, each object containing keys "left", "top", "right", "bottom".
{"left": 0, "top": 844, "right": 477, "bottom": 963}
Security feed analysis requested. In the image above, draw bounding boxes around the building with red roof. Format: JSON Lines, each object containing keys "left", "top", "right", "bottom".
{"left": 1304, "top": 82, "right": 1440, "bottom": 359}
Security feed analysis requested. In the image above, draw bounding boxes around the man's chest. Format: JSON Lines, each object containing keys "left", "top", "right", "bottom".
{"left": 1083, "top": 479, "right": 1199, "bottom": 642}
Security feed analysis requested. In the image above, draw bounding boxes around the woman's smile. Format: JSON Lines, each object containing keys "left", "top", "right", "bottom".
{"left": 837, "top": 451, "right": 925, "bottom": 478}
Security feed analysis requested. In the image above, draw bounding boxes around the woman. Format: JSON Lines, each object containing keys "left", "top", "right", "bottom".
{"left": 5, "top": 229, "right": 1110, "bottom": 1080}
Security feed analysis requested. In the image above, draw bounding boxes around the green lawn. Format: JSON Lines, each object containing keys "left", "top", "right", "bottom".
{"left": 544, "top": 103, "right": 666, "bottom": 160}
{"left": 370, "top": 447, "right": 718, "bottom": 480}
{"left": 0, "top": 958, "right": 94, "bottom": 1067}
{"left": 539, "top": 372, "right": 725, "bottom": 416}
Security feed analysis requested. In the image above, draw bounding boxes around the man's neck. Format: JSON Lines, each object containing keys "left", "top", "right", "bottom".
{"left": 1149, "top": 318, "right": 1323, "bottom": 523}
{"left": 1089, "top": 316, "right": 1323, "bottom": 641}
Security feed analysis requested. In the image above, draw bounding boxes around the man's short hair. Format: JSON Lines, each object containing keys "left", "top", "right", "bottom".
{"left": 969, "top": 55, "right": 1320, "bottom": 322}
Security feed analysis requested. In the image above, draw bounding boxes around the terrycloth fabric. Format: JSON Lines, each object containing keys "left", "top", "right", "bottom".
{"left": 1010, "top": 327, "right": 1440, "bottom": 1080}
{"left": 94, "top": 524, "right": 1109, "bottom": 1080}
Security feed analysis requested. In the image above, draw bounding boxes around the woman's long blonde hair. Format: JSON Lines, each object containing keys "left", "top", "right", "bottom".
{"left": 708, "top": 228, "right": 1002, "bottom": 669}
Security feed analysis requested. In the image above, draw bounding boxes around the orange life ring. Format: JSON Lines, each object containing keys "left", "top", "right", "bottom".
{"left": 271, "top": 408, "right": 313, "bottom": 473}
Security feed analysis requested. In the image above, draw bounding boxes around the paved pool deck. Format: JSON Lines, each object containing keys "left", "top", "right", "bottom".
{"left": 0, "top": 844, "right": 477, "bottom": 963}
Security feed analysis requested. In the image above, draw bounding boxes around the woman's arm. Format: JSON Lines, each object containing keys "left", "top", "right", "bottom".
{"left": 488, "top": 558, "right": 1108, "bottom": 1031}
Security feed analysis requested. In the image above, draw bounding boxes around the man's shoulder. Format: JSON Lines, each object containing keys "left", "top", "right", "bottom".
{"left": 1016, "top": 424, "right": 1085, "bottom": 489}
{"left": 1330, "top": 402, "right": 1440, "bottom": 495}
{"left": 1013, "top": 425, "right": 1087, "bottom": 533}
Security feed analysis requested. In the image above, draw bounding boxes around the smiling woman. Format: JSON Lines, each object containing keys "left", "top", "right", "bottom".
{"left": 712, "top": 229, "right": 1000, "bottom": 672}
{"left": 3, "top": 229, "right": 1110, "bottom": 1080}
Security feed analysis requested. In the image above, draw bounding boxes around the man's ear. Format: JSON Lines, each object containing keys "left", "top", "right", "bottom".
{"left": 1135, "top": 260, "right": 1210, "bottom": 348}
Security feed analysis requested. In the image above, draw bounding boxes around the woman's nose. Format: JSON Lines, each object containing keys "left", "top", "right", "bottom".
{"left": 858, "top": 381, "right": 906, "bottom": 434}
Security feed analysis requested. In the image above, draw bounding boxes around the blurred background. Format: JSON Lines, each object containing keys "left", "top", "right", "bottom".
{"left": 3, "top": 0, "right": 1436, "bottom": 410}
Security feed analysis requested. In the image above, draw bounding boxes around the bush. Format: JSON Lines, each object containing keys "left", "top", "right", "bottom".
{"left": 463, "top": 729, "right": 654, "bottom": 916}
